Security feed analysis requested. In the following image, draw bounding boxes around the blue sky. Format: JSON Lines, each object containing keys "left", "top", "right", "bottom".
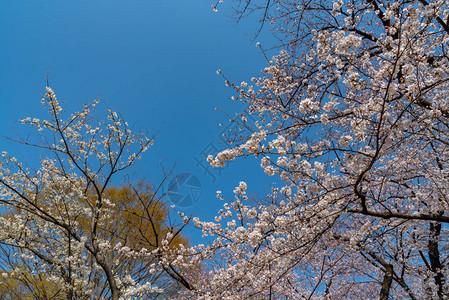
{"left": 0, "top": 0, "right": 275, "bottom": 241}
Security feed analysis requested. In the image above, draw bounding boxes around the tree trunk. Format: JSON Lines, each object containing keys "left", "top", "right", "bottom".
{"left": 380, "top": 264, "right": 394, "bottom": 300}
{"left": 428, "top": 222, "right": 445, "bottom": 299}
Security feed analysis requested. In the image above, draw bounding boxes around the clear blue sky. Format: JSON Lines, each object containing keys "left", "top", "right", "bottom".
{"left": 0, "top": 0, "right": 275, "bottom": 241}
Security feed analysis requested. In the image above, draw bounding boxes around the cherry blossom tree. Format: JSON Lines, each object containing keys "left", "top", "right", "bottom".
{"left": 0, "top": 88, "right": 189, "bottom": 299}
{"left": 166, "top": 0, "right": 449, "bottom": 298}
{"left": 3, "top": 0, "right": 449, "bottom": 298}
